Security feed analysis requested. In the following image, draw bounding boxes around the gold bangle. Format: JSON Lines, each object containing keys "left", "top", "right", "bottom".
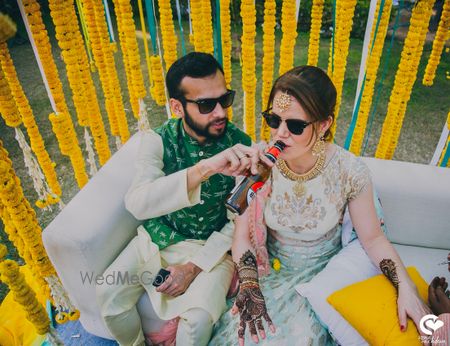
{"left": 194, "top": 162, "right": 210, "bottom": 182}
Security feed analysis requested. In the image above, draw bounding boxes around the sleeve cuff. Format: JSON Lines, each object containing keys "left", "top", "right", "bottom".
{"left": 190, "top": 222, "right": 234, "bottom": 272}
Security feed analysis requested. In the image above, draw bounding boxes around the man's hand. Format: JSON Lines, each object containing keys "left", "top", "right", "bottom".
{"left": 156, "top": 262, "right": 201, "bottom": 297}
{"left": 200, "top": 143, "right": 273, "bottom": 178}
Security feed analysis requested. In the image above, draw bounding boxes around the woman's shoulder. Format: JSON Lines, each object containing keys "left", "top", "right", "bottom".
{"left": 327, "top": 144, "right": 370, "bottom": 177}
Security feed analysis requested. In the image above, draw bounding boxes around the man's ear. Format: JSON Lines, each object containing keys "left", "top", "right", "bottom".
{"left": 170, "top": 98, "right": 184, "bottom": 118}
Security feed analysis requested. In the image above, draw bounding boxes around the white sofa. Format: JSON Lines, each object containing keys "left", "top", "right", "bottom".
{"left": 42, "top": 132, "right": 450, "bottom": 340}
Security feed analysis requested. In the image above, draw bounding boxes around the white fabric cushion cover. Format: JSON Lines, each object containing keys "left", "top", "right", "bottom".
{"left": 296, "top": 240, "right": 379, "bottom": 345}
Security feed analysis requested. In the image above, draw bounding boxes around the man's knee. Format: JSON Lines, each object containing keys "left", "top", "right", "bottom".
{"left": 177, "top": 308, "right": 213, "bottom": 346}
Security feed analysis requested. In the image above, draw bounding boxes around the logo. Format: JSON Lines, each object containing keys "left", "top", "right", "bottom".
{"left": 246, "top": 181, "right": 264, "bottom": 204}
{"left": 419, "top": 314, "right": 445, "bottom": 336}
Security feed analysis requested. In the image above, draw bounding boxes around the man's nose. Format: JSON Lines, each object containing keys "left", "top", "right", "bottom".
{"left": 211, "top": 102, "right": 226, "bottom": 118}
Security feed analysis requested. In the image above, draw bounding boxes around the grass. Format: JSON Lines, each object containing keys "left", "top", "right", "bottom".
{"left": 0, "top": 16, "right": 449, "bottom": 303}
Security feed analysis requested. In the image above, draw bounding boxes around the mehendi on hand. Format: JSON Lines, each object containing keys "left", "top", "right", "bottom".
{"left": 236, "top": 250, "right": 273, "bottom": 339}
{"left": 380, "top": 258, "right": 400, "bottom": 291}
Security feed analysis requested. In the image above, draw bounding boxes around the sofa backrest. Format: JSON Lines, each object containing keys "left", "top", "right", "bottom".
{"left": 363, "top": 157, "right": 450, "bottom": 250}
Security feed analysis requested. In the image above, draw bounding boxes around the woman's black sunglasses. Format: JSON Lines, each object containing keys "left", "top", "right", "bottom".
{"left": 181, "top": 90, "right": 235, "bottom": 114}
{"left": 262, "top": 110, "right": 315, "bottom": 135}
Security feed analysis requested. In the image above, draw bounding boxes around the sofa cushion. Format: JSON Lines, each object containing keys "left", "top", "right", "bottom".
{"left": 327, "top": 267, "right": 428, "bottom": 346}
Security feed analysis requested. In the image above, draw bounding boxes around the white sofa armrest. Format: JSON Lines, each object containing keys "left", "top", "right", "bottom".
{"left": 42, "top": 133, "right": 142, "bottom": 338}
{"left": 363, "top": 157, "right": 450, "bottom": 250}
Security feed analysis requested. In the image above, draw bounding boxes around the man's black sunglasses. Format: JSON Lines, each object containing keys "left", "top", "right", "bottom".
{"left": 262, "top": 109, "right": 315, "bottom": 135}
{"left": 181, "top": 90, "right": 235, "bottom": 114}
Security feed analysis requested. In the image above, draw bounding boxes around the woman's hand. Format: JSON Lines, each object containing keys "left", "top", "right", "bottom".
{"left": 397, "top": 282, "right": 432, "bottom": 336}
{"left": 233, "top": 250, "right": 276, "bottom": 346}
{"left": 231, "top": 283, "right": 275, "bottom": 346}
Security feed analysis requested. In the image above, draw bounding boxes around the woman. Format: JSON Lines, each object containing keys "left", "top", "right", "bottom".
{"left": 209, "top": 66, "right": 431, "bottom": 345}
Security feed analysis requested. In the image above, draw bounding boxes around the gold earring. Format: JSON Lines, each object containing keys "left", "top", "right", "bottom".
{"left": 312, "top": 133, "right": 325, "bottom": 157}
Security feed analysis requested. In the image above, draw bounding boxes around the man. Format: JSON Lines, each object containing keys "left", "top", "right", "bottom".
{"left": 96, "top": 52, "right": 271, "bottom": 346}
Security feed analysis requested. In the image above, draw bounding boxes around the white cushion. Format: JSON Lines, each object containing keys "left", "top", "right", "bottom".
{"left": 296, "top": 240, "right": 377, "bottom": 345}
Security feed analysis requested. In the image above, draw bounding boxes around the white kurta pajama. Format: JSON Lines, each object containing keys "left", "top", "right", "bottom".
{"left": 96, "top": 120, "right": 251, "bottom": 346}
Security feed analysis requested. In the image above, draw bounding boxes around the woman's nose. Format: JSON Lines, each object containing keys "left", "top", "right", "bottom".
{"left": 276, "top": 120, "right": 290, "bottom": 138}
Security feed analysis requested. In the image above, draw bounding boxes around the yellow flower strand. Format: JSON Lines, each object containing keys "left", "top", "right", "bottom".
{"left": 113, "top": 0, "right": 146, "bottom": 122}
{"left": 201, "top": 0, "right": 214, "bottom": 54}
{"left": 0, "top": 13, "right": 16, "bottom": 42}
{"left": 422, "top": 0, "right": 450, "bottom": 86}
{"left": 0, "top": 259, "right": 50, "bottom": 335}
{"left": 138, "top": 0, "right": 166, "bottom": 106}
{"left": 81, "top": 0, "right": 128, "bottom": 157}
{"left": 220, "top": 0, "right": 233, "bottom": 120}
{"left": 48, "top": 0, "right": 111, "bottom": 164}
{"left": 260, "top": 0, "right": 276, "bottom": 142}
{"left": 0, "top": 62, "right": 22, "bottom": 127}
{"left": 279, "top": 0, "right": 298, "bottom": 76}
{"left": 307, "top": 0, "right": 324, "bottom": 66}
{"left": 240, "top": 0, "right": 256, "bottom": 141}
{"left": 158, "top": 0, "right": 178, "bottom": 69}
{"left": 329, "top": 0, "right": 357, "bottom": 139}
{"left": 190, "top": 0, "right": 206, "bottom": 52}
{"left": 49, "top": 112, "right": 89, "bottom": 187}
{"left": 0, "top": 43, "right": 62, "bottom": 201}
{"left": 349, "top": 0, "right": 392, "bottom": 155}
{"left": 0, "top": 199, "right": 27, "bottom": 262}
{"left": 376, "top": 0, "right": 434, "bottom": 159}
{"left": 0, "top": 145, "right": 56, "bottom": 285}
{"left": 48, "top": 0, "right": 90, "bottom": 126}
{"left": 150, "top": 55, "right": 167, "bottom": 106}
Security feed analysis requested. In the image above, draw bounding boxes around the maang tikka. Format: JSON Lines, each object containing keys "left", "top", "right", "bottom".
{"left": 275, "top": 91, "right": 291, "bottom": 112}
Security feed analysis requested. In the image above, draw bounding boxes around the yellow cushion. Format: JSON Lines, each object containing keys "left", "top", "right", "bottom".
{"left": 327, "top": 267, "right": 428, "bottom": 346}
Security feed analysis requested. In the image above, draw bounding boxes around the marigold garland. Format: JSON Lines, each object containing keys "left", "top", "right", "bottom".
{"left": 0, "top": 42, "right": 62, "bottom": 203}
{"left": 307, "top": 0, "right": 324, "bottom": 66}
{"left": 240, "top": 0, "right": 257, "bottom": 141}
{"left": 0, "top": 63, "right": 21, "bottom": 127}
{"left": 112, "top": 0, "right": 146, "bottom": 123}
{"left": 0, "top": 13, "right": 16, "bottom": 42}
{"left": 138, "top": 0, "right": 164, "bottom": 107}
{"left": 349, "top": 0, "right": 392, "bottom": 155}
{"left": 190, "top": 0, "right": 206, "bottom": 52}
{"left": 328, "top": 0, "right": 357, "bottom": 139}
{"left": 0, "top": 259, "right": 50, "bottom": 335}
{"left": 49, "top": 112, "right": 89, "bottom": 187}
{"left": 0, "top": 143, "right": 59, "bottom": 298}
{"left": 220, "top": 0, "right": 233, "bottom": 120}
{"left": 80, "top": 0, "right": 128, "bottom": 153}
{"left": 150, "top": 55, "right": 167, "bottom": 106}
{"left": 201, "top": 0, "right": 214, "bottom": 54}
{"left": 279, "top": 0, "right": 298, "bottom": 76}
{"left": 158, "top": 0, "right": 178, "bottom": 69}
{"left": 422, "top": 0, "right": 450, "bottom": 86}
{"left": 376, "top": 0, "right": 434, "bottom": 159}
{"left": 47, "top": 0, "right": 112, "bottom": 164}
{"left": 260, "top": 0, "right": 276, "bottom": 142}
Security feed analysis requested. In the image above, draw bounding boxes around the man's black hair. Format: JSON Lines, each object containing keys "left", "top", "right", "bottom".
{"left": 166, "top": 52, "right": 224, "bottom": 100}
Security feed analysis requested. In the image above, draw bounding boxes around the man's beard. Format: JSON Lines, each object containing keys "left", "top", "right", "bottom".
{"left": 183, "top": 106, "right": 228, "bottom": 140}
